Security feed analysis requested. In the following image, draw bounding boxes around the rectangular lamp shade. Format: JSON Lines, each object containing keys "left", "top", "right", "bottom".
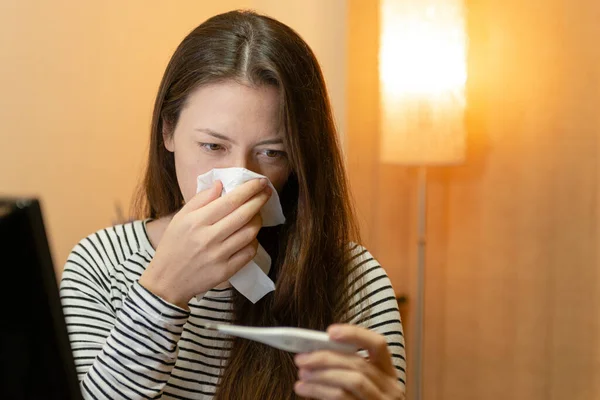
{"left": 379, "top": 0, "right": 467, "bottom": 165}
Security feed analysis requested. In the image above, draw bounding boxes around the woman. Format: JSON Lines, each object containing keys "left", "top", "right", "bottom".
{"left": 60, "top": 9, "right": 406, "bottom": 400}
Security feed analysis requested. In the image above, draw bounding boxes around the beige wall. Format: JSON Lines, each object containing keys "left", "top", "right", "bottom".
{"left": 0, "top": 1, "right": 347, "bottom": 274}
{"left": 252, "top": 0, "right": 347, "bottom": 143}
{"left": 347, "top": 0, "right": 600, "bottom": 399}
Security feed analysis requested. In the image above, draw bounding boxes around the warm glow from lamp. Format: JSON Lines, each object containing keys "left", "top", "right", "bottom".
{"left": 379, "top": 0, "right": 467, "bottom": 164}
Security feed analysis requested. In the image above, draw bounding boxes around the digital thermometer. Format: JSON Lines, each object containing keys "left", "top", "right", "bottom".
{"left": 205, "top": 324, "right": 358, "bottom": 354}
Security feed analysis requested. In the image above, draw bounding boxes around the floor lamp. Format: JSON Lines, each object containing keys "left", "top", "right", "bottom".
{"left": 378, "top": 1, "right": 468, "bottom": 400}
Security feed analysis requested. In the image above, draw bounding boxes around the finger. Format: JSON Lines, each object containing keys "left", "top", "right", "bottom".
{"left": 215, "top": 209, "right": 262, "bottom": 243}
{"left": 223, "top": 240, "right": 258, "bottom": 278}
{"left": 298, "top": 368, "right": 384, "bottom": 400}
{"left": 250, "top": 212, "right": 263, "bottom": 229}
{"left": 197, "top": 178, "right": 268, "bottom": 224}
{"left": 211, "top": 189, "right": 270, "bottom": 240}
{"left": 294, "top": 381, "right": 356, "bottom": 400}
{"left": 294, "top": 351, "right": 387, "bottom": 391}
{"left": 327, "top": 324, "right": 396, "bottom": 377}
{"left": 218, "top": 216, "right": 262, "bottom": 258}
{"left": 180, "top": 180, "right": 223, "bottom": 213}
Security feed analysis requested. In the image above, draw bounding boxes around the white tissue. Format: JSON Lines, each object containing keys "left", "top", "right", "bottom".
{"left": 194, "top": 168, "right": 285, "bottom": 303}
{"left": 228, "top": 244, "right": 273, "bottom": 304}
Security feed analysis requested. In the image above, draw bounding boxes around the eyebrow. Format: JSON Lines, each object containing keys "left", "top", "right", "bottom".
{"left": 195, "top": 128, "right": 237, "bottom": 144}
{"left": 195, "top": 128, "right": 284, "bottom": 147}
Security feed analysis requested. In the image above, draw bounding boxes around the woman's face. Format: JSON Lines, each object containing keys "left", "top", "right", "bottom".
{"left": 164, "top": 80, "right": 291, "bottom": 203}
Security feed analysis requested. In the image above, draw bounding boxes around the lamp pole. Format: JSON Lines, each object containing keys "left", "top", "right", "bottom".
{"left": 412, "top": 165, "right": 427, "bottom": 400}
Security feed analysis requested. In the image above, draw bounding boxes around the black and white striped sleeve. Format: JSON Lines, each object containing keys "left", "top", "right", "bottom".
{"left": 60, "top": 241, "right": 189, "bottom": 399}
{"left": 344, "top": 246, "right": 407, "bottom": 389}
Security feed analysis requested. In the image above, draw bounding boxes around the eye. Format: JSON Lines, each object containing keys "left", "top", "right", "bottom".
{"left": 199, "top": 143, "right": 225, "bottom": 152}
{"left": 260, "top": 149, "right": 287, "bottom": 159}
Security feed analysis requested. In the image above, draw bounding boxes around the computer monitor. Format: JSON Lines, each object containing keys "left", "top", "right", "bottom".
{"left": 0, "top": 198, "right": 82, "bottom": 400}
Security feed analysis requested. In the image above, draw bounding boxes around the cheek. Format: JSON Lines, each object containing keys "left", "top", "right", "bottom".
{"left": 173, "top": 149, "right": 215, "bottom": 204}
{"left": 266, "top": 168, "right": 290, "bottom": 193}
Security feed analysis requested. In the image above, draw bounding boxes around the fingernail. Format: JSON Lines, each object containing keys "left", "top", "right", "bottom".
{"left": 295, "top": 353, "right": 308, "bottom": 365}
{"left": 259, "top": 178, "right": 268, "bottom": 187}
{"left": 264, "top": 185, "right": 272, "bottom": 195}
{"left": 298, "top": 369, "right": 312, "bottom": 380}
{"left": 328, "top": 326, "right": 342, "bottom": 339}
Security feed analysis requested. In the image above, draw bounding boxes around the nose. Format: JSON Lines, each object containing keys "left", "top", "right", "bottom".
{"left": 231, "top": 154, "right": 260, "bottom": 175}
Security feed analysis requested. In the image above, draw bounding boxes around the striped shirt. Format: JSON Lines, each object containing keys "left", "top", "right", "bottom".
{"left": 60, "top": 220, "right": 406, "bottom": 399}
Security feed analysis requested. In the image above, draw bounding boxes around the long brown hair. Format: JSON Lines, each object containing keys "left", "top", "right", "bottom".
{"left": 134, "top": 10, "right": 361, "bottom": 399}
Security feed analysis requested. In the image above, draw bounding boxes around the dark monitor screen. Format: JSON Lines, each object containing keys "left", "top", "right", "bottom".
{"left": 0, "top": 198, "right": 82, "bottom": 400}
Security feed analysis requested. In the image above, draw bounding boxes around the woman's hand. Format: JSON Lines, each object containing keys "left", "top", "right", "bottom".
{"left": 294, "top": 324, "right": 405, "bottom": 400}
{"left": 139, "top": 178, "right": 271, "bottom": 309}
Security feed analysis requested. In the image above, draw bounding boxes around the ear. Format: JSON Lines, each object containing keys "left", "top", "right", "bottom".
{"left": 162, "top": 120, "right": 175, "bottom": 152}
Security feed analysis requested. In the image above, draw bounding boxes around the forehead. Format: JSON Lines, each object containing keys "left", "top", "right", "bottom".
{"left": 177, "top": 80, "right": 283, "bottom": 136}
